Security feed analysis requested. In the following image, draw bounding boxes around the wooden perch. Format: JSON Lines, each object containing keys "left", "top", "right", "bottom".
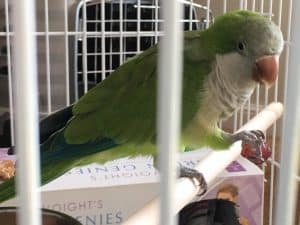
{"left": 122, "top": 102, "right": 284, "bottom": 225}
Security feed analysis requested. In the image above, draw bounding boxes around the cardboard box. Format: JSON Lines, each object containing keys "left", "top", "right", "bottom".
{"left": 0, "top": 148, "right": 263, "bottom": 225}
{"left": 193, "top": 159, "right": 264, "bottom": 225}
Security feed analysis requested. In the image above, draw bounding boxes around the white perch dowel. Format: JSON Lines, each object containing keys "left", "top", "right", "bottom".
{"left": 122, "top": 102, "right": 284, "bottom": 225}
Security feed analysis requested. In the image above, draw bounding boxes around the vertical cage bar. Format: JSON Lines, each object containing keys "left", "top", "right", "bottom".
{"left": 268, "top": 0, "right": 273, "bottom": 18}
{"left": 82, "top": 0, "right": 88, "bottom": 93}
{"left": 260, "top": 0, "right": 264, "bottom": 12}
{"left": 101, "top": 0, "right": 106, "bottom": 80}
{"left": 255, "top": 84, "right": 260, "bottom": 113}
{"left": 205, "top": 0, "right": 210, "bottom": 29}
{"left": 244, "top": 0, "right": 248, "bottom": 9}
{"left": 109, "top": 4, "right": 113, "bottom": 74}
{"left": 233, "top": 110, "right": 238, "bottom": 132}
{"left": 158, "top": 0, "right": 183, "bottom": 224}
{"left": 264, "top": 0, "right": 273, "bottom": 107}
{"left": 277, "top": 0, "right": 282, "bottom": 27}
{"left": 282, "top": 1, "right": 292, "bottom": 121}
{"left": 150, "top": 0, "right": 155, "bottom": 45}
{"left": 239, "top": 105, "right": 244, "bottom": 127}
{"left": 124, "top": 2, "right": 127, "bottom": 61}
{"left": 64, "top": 0, "right": 70, "bottom": 106}
{"left": 269, "top": 117, "right": 277, "bottom": 225}
{"left": 268, "top": 1, "right": 283, "bottom": 224}
{"left": 247, "top": 99, "right": 251, "bottom": 120}
{"left": 245, "top": 1, "right": 254, "bottom": 125}
{"left": 5, "top": 0, "right": 15, "bottom": 145}
{"left": 11, "top": 0, "right": 41, "bottom": 224}
{"left": 275, "top": 0, "right": 300, "bottom": 224}
{"left": 251, "top": 0, "right": 256, "bottom": 11}
{"left": 219, "top": 0, "right": 226, "bottom": 133}
{"left": 189, "top": 0, "right": 193, "bottom": 30}
{"left": 94, "top": 4, "right": 99, "bottom": 84}
{"left": 154, "top": 0, "right": 159, "bottom": 43}
{"left": 254, "top": 0, "right": 264, "bottom": 117}
{"left": 223, "top": 0, "right": 227, "bottom": 13}
{"left": 137, "top": 0, "right": 141, "bottom": 53}
{"left": 119, "top": 0, "right": 124, "bottom": 64}
{"left": 236, "top": 0, "right": 244, "bottom": 131}
{"left": 239, "top": 0, "right": 244, "bottom": 9}
{"left": 44, "top": 0, "right": 52, "bottom": 113}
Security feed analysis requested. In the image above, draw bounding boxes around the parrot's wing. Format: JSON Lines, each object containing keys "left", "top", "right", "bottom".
{"left": 64, "top": 46, "right": 158, "bottom": 145}
{"left": 64, "top": 32, "right": 216, "bottom": 147}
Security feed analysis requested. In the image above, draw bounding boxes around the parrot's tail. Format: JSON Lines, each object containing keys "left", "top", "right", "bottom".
{"left": 0, "top": 105, "right": 74, "bottom": 151}
{"left": 0, "top": 178, "right": 16, "bottom": 204}
{"left": 0, "top": 132, "right": 117, "bottom": 204}
{"left": 40, "top": 130, "right": 117, "bottom": 183}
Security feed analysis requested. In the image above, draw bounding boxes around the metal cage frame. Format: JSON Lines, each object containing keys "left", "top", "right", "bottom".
{"left": 0, "top": 0, "right": 299, "bottom": 225}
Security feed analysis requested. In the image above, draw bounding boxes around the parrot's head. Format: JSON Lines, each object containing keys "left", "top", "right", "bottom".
{"left": 203, "top": 10, "right": 284, "bottom": 88}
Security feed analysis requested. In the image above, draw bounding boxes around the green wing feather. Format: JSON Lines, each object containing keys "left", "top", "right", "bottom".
{"left": 64, "top": 31, "right": 216, "bottom": 148}
{"left": 65, "top": 46, "right": 158, "bottom": 145}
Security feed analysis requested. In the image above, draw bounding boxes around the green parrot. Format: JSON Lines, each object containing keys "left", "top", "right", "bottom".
{"left": 0, "top": 10, "right": 283, "bottom": 203}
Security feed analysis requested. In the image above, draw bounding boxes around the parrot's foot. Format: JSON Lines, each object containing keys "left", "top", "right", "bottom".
{"left": 231, "top": 130, "right": 271, "bottom": 165}
{"left": 179, "top": 164, "right": 207, "bottom": 196}
{"left": 232, "top": 130, "right": 265, "bottom": 149}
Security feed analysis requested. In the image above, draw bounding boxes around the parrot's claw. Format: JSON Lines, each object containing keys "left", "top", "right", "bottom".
{"left": 231, "top": 130, "right": 271, "bottom": 165}
{"left": 179, "top": 164, "right": 207, "bottom": 196}
{"left": 232, "top": 130, "right": 265, "bottom": 149}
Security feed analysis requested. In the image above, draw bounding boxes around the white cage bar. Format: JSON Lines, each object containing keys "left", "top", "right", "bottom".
{"left": 11, "top": 0, "right": 41, "bottom": 225}
{"left": 158, "top": 0, "right": 183, "bottom": 224}
{"left": 275, "top": 0, "right": 300, "bottom": 223}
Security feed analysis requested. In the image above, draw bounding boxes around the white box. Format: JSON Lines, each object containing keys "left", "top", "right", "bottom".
{"left": 0, "top": 148, "right": 263, "bottom": 225}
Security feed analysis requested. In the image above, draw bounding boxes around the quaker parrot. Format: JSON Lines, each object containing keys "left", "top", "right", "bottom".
{"left": 0, "top": 10, "right": 283, "bottom": 203}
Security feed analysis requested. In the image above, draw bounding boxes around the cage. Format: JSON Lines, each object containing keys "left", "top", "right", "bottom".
{"left": 0, "top": 0, "right": 299, "bottom": 225}
{"left": 73, "top": 0, "right": 209, "bottom": 99}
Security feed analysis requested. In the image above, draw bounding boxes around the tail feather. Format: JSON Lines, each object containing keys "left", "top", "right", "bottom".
{"left": 0, "top": 131, "right": 117, "bottom": 204}
{"left": 40, "top": 131, "right": 117, "bottom": 166}
{"left": 40, "top": 134, "right": 117, "bottom": 183}
{"left": 0, "top": 178, "right": 16, "bottom": 204}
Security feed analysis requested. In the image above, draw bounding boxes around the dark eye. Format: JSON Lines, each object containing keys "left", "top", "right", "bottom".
{"left": 237, "top": 41, "right": 246, "bottom": 51}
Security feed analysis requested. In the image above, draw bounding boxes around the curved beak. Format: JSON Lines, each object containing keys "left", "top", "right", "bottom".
{"left": 253, "top": 55, "right": 279, "bottom": 87}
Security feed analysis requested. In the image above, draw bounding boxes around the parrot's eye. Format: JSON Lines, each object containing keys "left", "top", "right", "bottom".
{"left": 237, "top": 41, "right": 246, "bottom": 52}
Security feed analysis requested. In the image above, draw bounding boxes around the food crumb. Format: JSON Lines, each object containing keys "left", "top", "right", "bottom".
{"left": 0, "top": 160, "right": 15, "bottom": 181}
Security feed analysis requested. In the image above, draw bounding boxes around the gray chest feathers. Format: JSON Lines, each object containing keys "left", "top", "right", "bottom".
{"left": 201, "top": 52, "right": 257, "bottom": 121}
